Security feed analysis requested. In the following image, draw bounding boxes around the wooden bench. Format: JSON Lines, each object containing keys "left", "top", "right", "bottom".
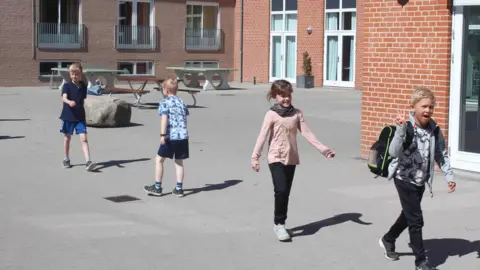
{"left": 103, "top": 87, "right": 151, "bottom": 106}
{"left": 153, "top": 87, "right": 201, "bottom": 107}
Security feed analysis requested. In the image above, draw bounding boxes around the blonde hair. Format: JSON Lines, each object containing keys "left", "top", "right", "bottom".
{"left": 410, "top": 87, "right": 436, "bottom": 106}
{"left": 68, "top": 62, "right": 83, "bottom": 73}
{"left": 163, "top": 76, "right": 178, "bottom": 94}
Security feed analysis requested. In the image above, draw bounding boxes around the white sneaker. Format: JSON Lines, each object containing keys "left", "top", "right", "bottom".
{"left": 274, "top": 224, "right": 291, "bottom": 241}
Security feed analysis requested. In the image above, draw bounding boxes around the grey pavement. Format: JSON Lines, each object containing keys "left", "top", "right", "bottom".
{"left": 0, "top": 84, "right": 479, "bottom": 270}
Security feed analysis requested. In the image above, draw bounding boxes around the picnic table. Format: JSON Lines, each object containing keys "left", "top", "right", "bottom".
{"left": 52, "top": 67, "right": 126, "bottom": 90}
{"left": 166, "top": 67, "right": 236, "bottom": 90}
{"left": 105, "top": 76, "right": 164, "bottom": 106}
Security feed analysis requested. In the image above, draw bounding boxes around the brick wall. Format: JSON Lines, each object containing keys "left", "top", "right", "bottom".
{"left": 297, "top": 1, "right": 325, "bottom": 87}
{"left": 0, "top": 0, "right": 235, "bottom": 87}
{"left": 234, "top": 0, "right": 270, "bottom": 84}
{"left": 360, "top": 0, "right": 452, "bottom": 158}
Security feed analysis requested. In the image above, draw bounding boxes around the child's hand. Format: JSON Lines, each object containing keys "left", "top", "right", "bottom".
{"left": 251, "top": 161, "right": 260, "bottom": 172}
{"left": 69, "top": 101, "right": 76, "bottom": 107}
{"left": 395, "top": 109, "right": 407, "bottom": 126}
{"left": 160, "top": 136, "right": 166, "bottom": 145}
{"left": 448, "top": 181, "right": 456, "bottom": 193}
{"left": 322, "top": 149, "right": 335, "bottom": 158}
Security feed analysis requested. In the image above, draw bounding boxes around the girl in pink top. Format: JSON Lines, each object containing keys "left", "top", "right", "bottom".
{"left": 251, "top": 80, "right": 335, "bottom": 242}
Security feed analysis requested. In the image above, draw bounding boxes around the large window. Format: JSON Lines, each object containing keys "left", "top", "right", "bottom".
{"left": 39, "top": 61, "right": 75, "bottom": 76}
{"left": 116, "top": 0, "right": 155, "bottom": 49}
{"left": 186, "top": 2, "right": 219, "bottom": 29}
{"left": 185, "top": 61, "right": 219, "bottom": 68}
{"left": 117, "top": 61, "right": 154, "bottom": 75}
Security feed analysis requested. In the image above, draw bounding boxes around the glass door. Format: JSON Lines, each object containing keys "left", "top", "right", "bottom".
{"left": 284, "top": 35, "right": 297, "bottom": 83}
{"left": 270, "top": 35, "right": 283, "bottom": 81}
{"left": 449, "top": 5, "right": 480, "bottom": 173}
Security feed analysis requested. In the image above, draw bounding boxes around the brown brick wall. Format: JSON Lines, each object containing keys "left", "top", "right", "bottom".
{"left": 297, "top": 1, "right": 325, "bottom": 87}
{"left": 0, "top": 0, "right": 235, "bottom": 87}
{"left": 360, "top": 0, "right": 452, "bottom": 158}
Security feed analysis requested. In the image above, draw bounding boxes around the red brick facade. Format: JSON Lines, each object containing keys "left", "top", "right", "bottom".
{"left": 0, "top": 0, "right": 235, "bottom": 87}
{"left": 360, "top": 0, "right": 452, "bottom": 158}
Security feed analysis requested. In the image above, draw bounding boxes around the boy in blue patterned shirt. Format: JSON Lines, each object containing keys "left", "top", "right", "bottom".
{"left": 144, "top": 77, "right": 190, "bottom": 197}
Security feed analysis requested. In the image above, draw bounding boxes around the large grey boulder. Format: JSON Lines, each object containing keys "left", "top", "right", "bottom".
{"left": 84, "top": 97, "right": 132, "bottom": 127}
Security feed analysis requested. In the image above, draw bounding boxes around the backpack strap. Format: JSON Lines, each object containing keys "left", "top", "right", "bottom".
{"left": 403, "top": 122, "right": 415, "bottom": 150}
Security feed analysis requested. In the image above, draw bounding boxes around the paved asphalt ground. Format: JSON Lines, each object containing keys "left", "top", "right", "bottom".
{"left": 0, "top": 84, "right": 479, "bottom": 270}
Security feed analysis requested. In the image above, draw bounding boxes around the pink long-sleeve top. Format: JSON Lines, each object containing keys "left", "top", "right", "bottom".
{"left": 251, "top": 109, "right": 328, "bottom": 166}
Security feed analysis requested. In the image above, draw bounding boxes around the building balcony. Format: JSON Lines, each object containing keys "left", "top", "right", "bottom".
{"left": 184, "top": 28, "right": 223, "bottom": 51}
{"left": 36, "top": 23, "right": 85, "bottom": 49}
{"left": 115, "top": 25, "right": 158, "bottom": 50}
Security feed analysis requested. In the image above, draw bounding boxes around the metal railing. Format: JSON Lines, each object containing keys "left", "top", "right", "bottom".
{"left": 115, "top": 25, "right": 157, "bottom": 50}
{"left": 184, "top": 28, "right": 222, "bottom": 51}
{"left": 37, "top": 23, "right": 85, "bottom": 49}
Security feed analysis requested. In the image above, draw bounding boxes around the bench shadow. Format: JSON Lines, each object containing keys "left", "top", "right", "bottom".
{"left": 90, "top": 158, "right": 151, "bottom": 172}
{"left": 0, "top": 135, "right": 25, "bottom": 140}
{"left": 291, "top": 213, "right": 372, "bottom": 238}
{"left": 138, "top": 103, "right": 207, "bottom": 109}
{"left": 419, "top": 238, "right": 479, "bottom": 267}
{"left": 183, "top": 179, "right": 243, "bottom": 197}
{"left": 0, "top": 119, "right": 30, "bottom": 121}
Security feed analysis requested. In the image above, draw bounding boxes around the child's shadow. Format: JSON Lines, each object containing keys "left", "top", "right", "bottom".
{"left": 90, "top": 158, "right": 151, "bottom": 172}
{"left": 183, "top": 179, "right": 243, "bottom": 197}
{"left": 291, "top": 213, "right": 372, "bottom": 237}
{"left": 418, "top": 238, "right": 480, "bottom": 267}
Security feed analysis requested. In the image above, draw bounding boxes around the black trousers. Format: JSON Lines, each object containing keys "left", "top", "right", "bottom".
{"left": 384, "top": 178, "right": 426, "bottom": 266}
{"left": 269, "top": 162, "right": 296, "bottom": 225}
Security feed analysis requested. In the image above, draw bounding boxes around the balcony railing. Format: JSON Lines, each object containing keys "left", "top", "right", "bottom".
{"left": 37, "top": 23, "right": 85, "bottom": 49}
{"left": 184, "top": 28, "right": 222, "bottom": 51}
{"left": 115, "top": 25, "right": 157, "bottom": 50}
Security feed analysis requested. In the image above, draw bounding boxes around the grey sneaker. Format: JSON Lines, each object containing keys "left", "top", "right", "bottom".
{"left": 416, "top": 261, "right": 436, "bottom": 270}
{"left": 379, "top": 237, "right": 400, "bottom": 261}
{"left": 274, "top": 224, "right": 291, "bottom": 241}
{"left": 63, "top": 159, "right": 71, "bottom": 168}
{"left": 85, "top": 161, "right": 96, "bottom": 171}
{"left": 144, "top": 184, "right": 163, "bottom": 196}
{"left": 172, "top": 187, "right": 184, "bottom": 197}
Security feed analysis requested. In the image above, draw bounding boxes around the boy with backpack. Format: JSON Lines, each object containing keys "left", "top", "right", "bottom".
{"left": 369, "top": 88, "right": 456, "bottom": 270}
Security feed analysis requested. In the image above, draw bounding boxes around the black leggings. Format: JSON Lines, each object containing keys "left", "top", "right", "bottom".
{"left": 269, "top": 162, "right": 296, "bottom": 225}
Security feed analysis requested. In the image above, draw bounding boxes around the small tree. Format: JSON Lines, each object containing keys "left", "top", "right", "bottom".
{"left": 302, "top": 51, "right": 312, "bottom": 76}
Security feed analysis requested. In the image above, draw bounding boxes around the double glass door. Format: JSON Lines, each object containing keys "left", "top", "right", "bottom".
{"left": 270, "top": 34, "right": 297, "bottom": 83}
{"left": 450, "top": 5, "right": 480, "bottom": 172}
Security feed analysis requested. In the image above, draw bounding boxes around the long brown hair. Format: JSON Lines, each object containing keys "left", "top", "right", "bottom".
{"left": 266, "top": 79, "right": 293, "bottom": 100}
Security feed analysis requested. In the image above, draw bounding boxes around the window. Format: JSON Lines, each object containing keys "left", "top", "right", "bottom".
{"left": 325, "top": 0, "right": 356, "bottom": 31}
{"left": 39, "top": 0, "right": 80, "bottom": 24}
{"left": 117, "top": 61, "right": 154, "bottom": 75}
{"left": 118, "top": 0, "right": 153, "bottom": 27}
{"left": 186, "top": 2, "right": 219, "bottom": 29}
{"left": 39, "top": 61, "right": 75, "bottom": 76}
{"left": 117, "top": 0, "right": 155, "bottom": 49}
{"left": 270, "top": 0, "right": 297, "bottom": 33}
{"left": 184, "top": 61, "right": 219, "bottom": 68}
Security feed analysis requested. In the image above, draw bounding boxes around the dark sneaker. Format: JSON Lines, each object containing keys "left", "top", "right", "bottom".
{"left": 144, "top": 184, "right": 163, "bottom": 196}
{"left": 379, "top": 237, "right": 400, "bottom": 261}
{"left": 63, "top": 159, "right": 71, "bottom": 168}
{"left": 416, "top": 261, "right": 436, "bottom": 270}
{"left": 172, "top": 187, "right": 184, "bottom": 197}
{"left": 85, "top": 161, "right": 96, "bottom": 171}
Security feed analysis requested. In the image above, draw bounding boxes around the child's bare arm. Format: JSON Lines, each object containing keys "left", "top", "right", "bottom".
{"left": 160, "top": 114, "right": 168, "bottom": 136}
{"left": 62, "top": 93, "right": 75, "bottom": 107}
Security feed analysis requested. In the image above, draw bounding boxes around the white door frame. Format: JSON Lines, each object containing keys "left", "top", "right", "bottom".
{"left": 269, "top": 5, "right": 297, "bottom": 83}
{"left": 323, "top": 6, "right": 356, "bottom": 88}
{"left": 448, "top": 5, "right": 480, "bottom": 173}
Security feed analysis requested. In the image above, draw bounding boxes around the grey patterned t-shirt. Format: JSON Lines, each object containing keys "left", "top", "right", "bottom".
{"left": 395, "top": 126, "right": 432, "bottom": 186}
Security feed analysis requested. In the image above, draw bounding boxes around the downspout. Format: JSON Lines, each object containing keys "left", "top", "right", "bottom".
{"left": 239, "top": 0, "right": 243, "bottom": 82}
{"left": 32, "top": 0, "right": 36, "bottom": 60}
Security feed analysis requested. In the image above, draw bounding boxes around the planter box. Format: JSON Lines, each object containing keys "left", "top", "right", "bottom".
{"left": 296, "top": 75, "right": 314, "bottom": 88}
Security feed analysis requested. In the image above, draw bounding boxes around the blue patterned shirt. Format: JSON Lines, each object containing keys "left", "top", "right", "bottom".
{"left": 158, "top": 96, "right": 189, "bottom": 140}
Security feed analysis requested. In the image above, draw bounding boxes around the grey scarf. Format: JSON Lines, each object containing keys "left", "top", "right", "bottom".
{"left": 270, "top": 103, "right": 295, "bottom": 117}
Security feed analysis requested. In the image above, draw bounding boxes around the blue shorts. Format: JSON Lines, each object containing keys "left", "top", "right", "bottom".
{"left": 157, "top": 139, "right": 189, "bottom": 160}
{"left": 60, "top": 120, "right": 87, "bottom": 135}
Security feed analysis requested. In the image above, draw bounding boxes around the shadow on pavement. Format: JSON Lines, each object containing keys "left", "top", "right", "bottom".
{"left": 291, "top": 212, "right": 372, "bottom": 237}
{"left": 0, "top": 135, "right": 25, "bottom": 140}
{"left": 0, "top": 118, "right": 30, "bottom": 121}
{"left": 183, "top": 179, "right": 243, "bottom": 197}
{"left": 91, "top": 158, "right": 151, "bottom": 172}
{"left": 421, "top": 238, "right": 480, "bottom": 267}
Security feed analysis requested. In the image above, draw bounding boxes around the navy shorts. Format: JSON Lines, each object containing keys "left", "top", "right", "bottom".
{"left": 60, "top": 120, "right": 87, "bottom": 135}
{"left": 157, "top": 139, "right": 189, "bottom": 160}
